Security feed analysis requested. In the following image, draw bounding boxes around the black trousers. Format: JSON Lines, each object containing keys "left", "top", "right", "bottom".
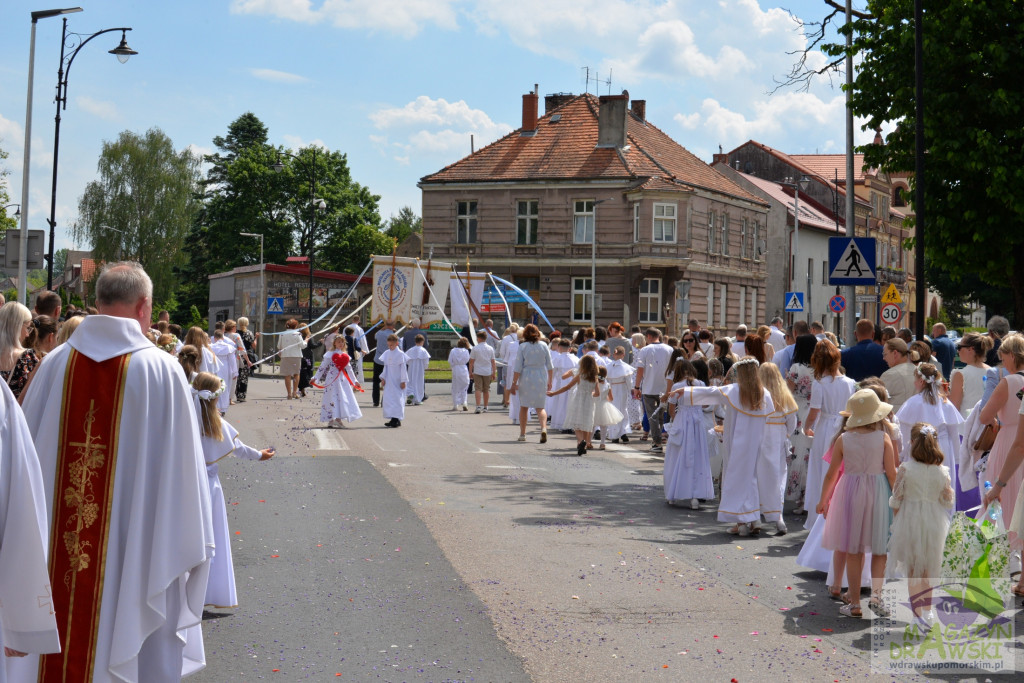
{"left": 372, "top": 361, "right": 384, "bottom": 405}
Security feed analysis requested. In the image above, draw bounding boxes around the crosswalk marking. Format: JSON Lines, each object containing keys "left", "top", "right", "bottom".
{"left": 369, "top": 436, "right": 406, "bottom": 452}
{"left": 312, "top": 429, "right": 349, "bottom": 451}
{"left": 438, "top": 432, "right": 501, "bottom": 454}
{"left": 484, "top": 465, "right": 547, "bottom": 471}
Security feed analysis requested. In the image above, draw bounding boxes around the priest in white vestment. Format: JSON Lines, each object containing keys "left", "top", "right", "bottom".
{"left": 0, "top": 379, "right": 60, "bottom": 683}
{"left": 20, "top": 262, "right": 214, "bottom": 683}
{"left": 211, "top": 331, "right": 238, "bottom": 413}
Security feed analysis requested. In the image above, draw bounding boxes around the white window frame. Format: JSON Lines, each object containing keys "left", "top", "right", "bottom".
{"left": 652, "top": 203, "right": 677, "bottom": 243}
{"left": 707, "top": 282, "right": 715, "bottom": 328}
{"left": 456, "top": 201, "right": 477, "bottom": 244}
{"left": 516, "top": 199, "right": 539, "bottom": 245}
{"left": 638, "top": 278, "right": 662, "bottom": 323}
{"left": 707, "top": 211, "right": 716, "bottom": 253}
{"left": 753, "top": 221, "right": 763, "bottom": 261}
{"left": 720, "top": 214, "right": 729, "bottom": 256}
{"left": 633, "top": 203, "right": 641, "bottom": 243}
{"left": 571, "top": 276, "right": 593, "bottom": 322}
{"left": 573, "top": 200, "right": 595, "bottom": 244}
{"left": 718, "top": 284, "right": 727, "bottom": 329}
{"left": 749, "top": 287, "right": 757, "bottom": 326}
{"left": 740, "top": 218, "right": 748, "bottom": 259}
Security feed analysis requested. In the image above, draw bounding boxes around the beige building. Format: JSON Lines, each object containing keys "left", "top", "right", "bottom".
{"left": 419, "top": 89, "right": 770, "bottom": 337}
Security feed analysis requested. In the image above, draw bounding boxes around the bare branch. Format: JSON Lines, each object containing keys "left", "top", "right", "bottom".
{"left": 823, "top": 0, "right": 872, "bottom": 20}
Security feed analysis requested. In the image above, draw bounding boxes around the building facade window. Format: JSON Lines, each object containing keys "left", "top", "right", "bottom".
{"left": 571, "top": 277, "right": 593, "bottom": 322}
{"left": 456, "top": 201, "right": 477, "bottom": 243}
{"left": 749, "top": 287, "right": 757, "bottom": 326}
{"left": 638, "top": 278, "right": 662, "bottom": 323}
{"left": 739, "top": 287, "right": 746, "bottom": 326}
{"left": 517, "top": 200, "right": 539, "bottom": 245}
{"left": 718, "top": 284, "right": 727, "bottom": 329}
{"left": 707, "top": 211, "right": 716, "bottom": 253}
{"left": 707, "top": 282, "right": 715, "bottom": 328}
{"left": 573, "top": 200, "right": 595, "bottom": 244}
{"left": 633, "top": 203, "right": 641, "bottom": 242}
{"left": 753, "top": 221, "right": 763, "bottom": 261}
{"left": 720, "top": 214, "right": 729, "bottom": 256}
{"left": 652, "top": 203, "right": 676, "bottom": 243}
{"left": 741, "top": 218, "right": 748, "bottom": 259}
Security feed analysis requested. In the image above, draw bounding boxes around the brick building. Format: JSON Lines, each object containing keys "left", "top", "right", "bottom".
{"left": 419, "top": 89, "right": 770, "bottom": 337}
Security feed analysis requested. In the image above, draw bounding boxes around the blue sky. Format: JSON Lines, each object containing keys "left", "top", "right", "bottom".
{"left": 0, "top": 0, "right": 874, "bottom": 255}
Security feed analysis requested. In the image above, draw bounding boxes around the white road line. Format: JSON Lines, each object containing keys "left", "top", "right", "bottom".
{"left": 484, "top": 465, "right": 547, "bottom": 471}
{"left": 437, "top": 432, "right": 501, "bottom": 454}
{"left": 312, "top": 429, "right": 350, "bottom": 451}
{"left": 369, "top": 436, "right": 406, "bottom": 452}
{"left": 388, "top": 462, "right": 411, "bottom": 467}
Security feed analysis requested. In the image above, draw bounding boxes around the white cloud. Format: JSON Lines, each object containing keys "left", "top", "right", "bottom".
{"left": 699, "top": 91, "right": 846, "bottom": 144}
{"left": 250, "top": 68, "right": 309, "bottom": 84}
{"left": 281, "top": 135, "right": 327, "bottom": 150}
{"left": 0, "top": 114, "right": 22, "bottom": 151}
{"left": 231, "top": 0, "right": 459, "bottom": 38}
{"left": 369, "top": 96, "right": 511, "bottom": 162}
{"left": 75, "top": 97, "right": 119, "bottom": 121}
{"left": 674, "top": 112, "right": 701, "bottom": 130}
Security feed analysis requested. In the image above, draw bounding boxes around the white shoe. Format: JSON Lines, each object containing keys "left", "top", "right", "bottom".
{"left": 737, "top": 523, "right": 750, "bottom": 537}
{"left": 475, "top": 406, "right": 483, "bottom": 414}
{"left": 690, "top": 498, "right": 700, "bottom": 510}
{"left": 776, "top": 519, "right": 788, "bottom": 535}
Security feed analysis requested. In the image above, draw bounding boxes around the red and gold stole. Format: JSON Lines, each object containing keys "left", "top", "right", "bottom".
{"left": 39, "top": 350, "right": 131, "bottom": 683}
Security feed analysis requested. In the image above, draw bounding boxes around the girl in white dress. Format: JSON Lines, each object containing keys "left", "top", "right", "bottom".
{"left": 448, "top": 338, "right": 471, "bottom": 410}
{"left": 895, "top": 363, "right": 971, "bottom": 509}
{"left": 758, "top": 363, "right": 798, "bottom": 534}
{"left": 193, "top": 372, "right": 274, "bottom": 608}
{"left": 548, "top": 355, "right": 599, "bottom": 456}
{"left": 312, "top": 336, "right": 363, "bottom": 428}
{"left": 591, "top": 366, "right": 625, "bottom": 450}
{"left": 785, "top": 334, "right": 818, "bottom": 508}
{"left": 548, "top": 339, "right": 577, "bottom": 431}
{"left": 670, "top": 358, "right": 775, "bottom": 536}
{"left": 802, "top": 339, "right": 858, "bottom": 529}
{"left": 664, "top": 359, "right": 713, "bottom": 509}
{"left": 889, "top": 423, "right": 955, "bottom": 625}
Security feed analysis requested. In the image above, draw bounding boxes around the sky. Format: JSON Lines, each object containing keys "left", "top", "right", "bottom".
{"left": 0, "top": 0, "right": 876, "bottom": 256}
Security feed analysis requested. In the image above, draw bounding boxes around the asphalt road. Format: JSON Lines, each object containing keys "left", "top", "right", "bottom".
{"left": 194, "top": 373, "right": 1020, "bottom": 682}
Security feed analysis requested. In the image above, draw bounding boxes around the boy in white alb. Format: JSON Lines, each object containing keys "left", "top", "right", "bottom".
{"left": 405, "top": 334, "right": 431, "bottom": 405}
{"left": 549, "top": 338, "right": 578, "bottom": 432}
{"left": 211, "top": 329, "right": 239, "bottom": 414}
{"left": 380, "top": 334, "right": 409, "bottom": 427}
{"left": 469, "top": 329, "right": 497, "bottom": 412}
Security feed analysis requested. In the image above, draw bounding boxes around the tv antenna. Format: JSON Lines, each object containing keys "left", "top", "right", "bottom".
{"left": 581, "top": 67, "right": 613, "bottom": 95}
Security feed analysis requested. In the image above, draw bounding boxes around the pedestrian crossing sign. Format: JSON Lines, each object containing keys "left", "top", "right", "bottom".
{"left": 784, "top": 291, "right": 804, "bottom": 313}
{"left": 881, "top": 283, "right": 902, "bottom": 304}
{"left": 828, "top": 237, "right": 876, "bottom": 285}
{"left": 267, "top": 297, "right": 285, "bottom": 314}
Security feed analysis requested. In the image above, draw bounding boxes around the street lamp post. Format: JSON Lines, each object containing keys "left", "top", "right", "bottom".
{"left": 590, "top": 197, "right": 613, "bottom": 328}
{"left": 240, "top": 232, "right": 264, "bottom": 361}
{"left": 783, "top": 175, "right": 810, "bottom": 324}
{"left": 272, "top": 149, "right": 326, "bottom": 328}
{"left": 20, "top": 8, "right": 82, "bottom": 305}
{"left": 45, "top": 16, "right": 136, "bottom": 291}
{"left": 98, "top": 223, "right": 125, "bottom": 259}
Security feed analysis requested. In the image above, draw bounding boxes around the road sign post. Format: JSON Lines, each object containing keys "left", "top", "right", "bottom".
{"left": 828, "top": 237, "right": 877, "bottom": 286}
{"left": 267, "top": 297, "right": 285, "bottom": 315}
{"left": 880, "top": 303, "right": 902, "bottom": 326}
{"left": 828, "top": 295, "right": 846, "bottom": 314}
{"left": 784, "top": 291, "right": 805, "bottom": 313}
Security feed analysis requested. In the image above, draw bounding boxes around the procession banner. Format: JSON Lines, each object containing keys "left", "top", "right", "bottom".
{"left": 449, "top": 272, "right": 487, "bottom": 327}
{"left": 411, "top": 259, "right": 451, "bottom": 328}
{"left": 371, "top": 255, "right": 451, "bottom": 325}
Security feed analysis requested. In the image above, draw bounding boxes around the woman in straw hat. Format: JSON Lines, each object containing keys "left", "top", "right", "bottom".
{"left": 817, "top": 389, "right": 898, "bottom": 618}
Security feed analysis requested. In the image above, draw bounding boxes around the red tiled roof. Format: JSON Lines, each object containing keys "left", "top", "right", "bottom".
{"left": 789, "top": 154, "right": 868, "bottom": 183}
{"left": 740, "top": 173, "right": 841, "bottom": 233}
{"left": 421, "top": 94, "right": 765, "bottom": 205}
{"left": 81, "top": 258, "right": 99, "bottom": 283}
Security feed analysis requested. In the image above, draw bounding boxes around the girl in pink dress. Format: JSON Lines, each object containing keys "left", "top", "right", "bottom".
{"left": 818, "top": 389, "right": 898, "bottom": 618}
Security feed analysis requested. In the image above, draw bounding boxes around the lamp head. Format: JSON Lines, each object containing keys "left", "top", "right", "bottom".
{"left": 109, "top": 31, "right": 137, "bottom": 64}
{"left": 799, "top": 175, "right": 810, "bottom": 192}
{"left": 315, "top": 199, "right": 327, "bottom": 212}
{"left": 272, "top": 158, "right": 286, "bottom": 173}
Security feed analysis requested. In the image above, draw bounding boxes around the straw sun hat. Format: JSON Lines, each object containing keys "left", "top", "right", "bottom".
{"left": 840, "top": 388, "right": 893, "bottom": 429}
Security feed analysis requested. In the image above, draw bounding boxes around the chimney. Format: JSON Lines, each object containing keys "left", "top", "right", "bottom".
{"left": 712, "top": 153, "right": 728, "bottom": 166}
{"left": 630, "top": 99, "right": 646, "bottom": 122}
{"left": 597, "top": 92, "right": 629, "bottom": 148}
{"left": 521, "top": 86, "right": 539, "bottom": 135}
{"left": 545, "top": 92, "right": 574, "bottom": 113}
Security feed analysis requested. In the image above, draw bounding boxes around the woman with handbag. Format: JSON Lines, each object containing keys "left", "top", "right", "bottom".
{"left": 977, "top": 333, "right": 1024, "bottom": 532}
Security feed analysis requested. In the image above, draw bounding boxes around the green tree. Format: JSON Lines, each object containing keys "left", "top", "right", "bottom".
{"left": 384, "top": 206, "right": 422, "bottom": 245}
{"left": 829, "top": 0, "right": 1024, "bottom": 325}
{"left": 74, "top": 128, "right": 201, "bottom": 303}
{"left": 0, "top": 140, "right": 16, "bottom": 232}
{"left": 51, "top": 247, "right": 68, "bottom": 283}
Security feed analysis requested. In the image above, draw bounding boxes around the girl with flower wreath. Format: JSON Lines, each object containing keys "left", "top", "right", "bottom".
{"left": 895, "top": 362, "right": 974, "bottom": 510}
{"left": 313, "top": 335, "right": 364, "bottom": 428}
{"left": 192, "top": 372, "right": 275, "bottom": 608}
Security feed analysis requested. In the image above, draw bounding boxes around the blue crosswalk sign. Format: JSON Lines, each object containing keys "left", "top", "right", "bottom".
{"left": 267, "top": 297, "right": 285, "bottom": 314}
{"left": 829, "top": 237, "right": 876, "bottom": 285}
{"left": 784, "top": 291, "right": 804, "bottom": 312}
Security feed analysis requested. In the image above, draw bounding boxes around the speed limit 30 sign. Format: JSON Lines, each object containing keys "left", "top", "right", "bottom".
{"left": 881, "top": 302, "right": 902, "bottom": 326}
